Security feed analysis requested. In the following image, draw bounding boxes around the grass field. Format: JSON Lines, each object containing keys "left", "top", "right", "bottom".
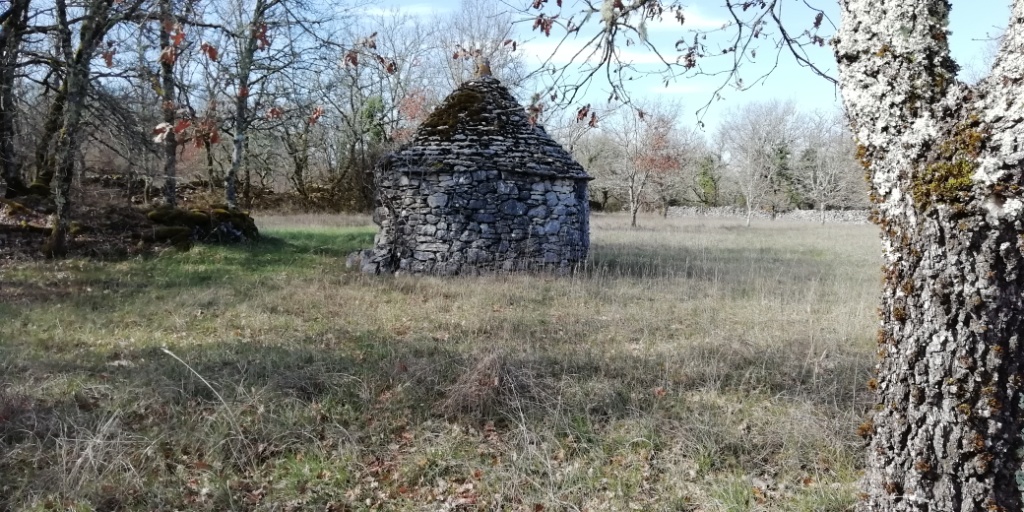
{"left": 0, "top": 213, "right": 881, "bottom": 511}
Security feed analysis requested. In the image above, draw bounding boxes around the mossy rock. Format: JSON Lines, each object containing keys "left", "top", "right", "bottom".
{"left": 0, "top": 199, "right": 31, "bottom": 217}
{"left": 145, "top": 204, "right": 257, "bottom": 244}
{"left": 27, "top": 182, "right": 50, "bottom": 196}
{"left": 184, "top": 210, "right": 211, "bottom": 225}
{"left": 209, "top": 208, "right": 232, "bottom": 222}
{"left": 147, "top": 207, "right": 213, "bottom": 228}
{"left": 197, "top": 207, "right": 259, "bottom": 243}
{"left": 143, "top": 226, "right": 193, "bottom": 251}
{"left": 146, "top": 207, "right": 183, "bottom": 225}
{"left": 150, "top": 226, "right": 192, "bottom": 242}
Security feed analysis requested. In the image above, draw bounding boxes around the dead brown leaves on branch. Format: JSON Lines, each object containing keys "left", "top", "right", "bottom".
{"left": 200, "top": 42, "right": 218, "bottom": 61}
{"left": 344, "top": 50, "right": 358, "bottom": 67}
{"left": 575, "top": 104, "right": 599, "bottom": 127}
{"left": 343, "top": 32, "right": 398, "bottom": 75}
{"left": 253, "top": 22, "right": 270, "bottom": 49}
{"left": 532, "top": 14, "right": 557, "bottom": 37}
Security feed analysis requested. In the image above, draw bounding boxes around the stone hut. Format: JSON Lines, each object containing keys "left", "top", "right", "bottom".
{"left": 361, "top": 73, "right": 591, "bottom": 275}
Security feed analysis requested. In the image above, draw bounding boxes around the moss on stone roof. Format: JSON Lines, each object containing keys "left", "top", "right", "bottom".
{"left": 418, "top": 87, "right": 488, "bottom": 140}
{"left": 393, "top": 76, "right": 590, "bottom": 180}
{"left": 416, "top": 77, "right": 525, "bottom": 141}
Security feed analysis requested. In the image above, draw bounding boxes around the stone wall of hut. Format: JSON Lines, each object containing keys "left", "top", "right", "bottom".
{"left": 364, "top": 165, "right": 588, "bottom": 275}
{"left": 359, "top": 75, "right": 591, "bottom": 276}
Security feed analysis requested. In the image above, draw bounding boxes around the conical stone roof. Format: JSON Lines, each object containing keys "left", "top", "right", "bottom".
{"left": 391, "top": 76, "right": 590, "bottom": 180}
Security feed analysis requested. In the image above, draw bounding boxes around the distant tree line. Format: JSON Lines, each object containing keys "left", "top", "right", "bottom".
{"left": 551, "top": 99, "right": 868, "bottom": 227}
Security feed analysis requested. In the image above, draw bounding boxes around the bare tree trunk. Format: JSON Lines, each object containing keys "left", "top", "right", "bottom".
{"left": 30, "top": 0, "right": 71, "bottom": 196}
{"left": 44, "top": 0, "right": 143, "bottom": 256}
{"left": 0, "top": 0, "right": 30, "bottom": 198}
{"left": 284, "top": 123, "right": 310, "bottom": 198}
{"left": 628, "top": 187, "right": 639, "bottom": 228}
{"left": 242, "top": 136, "right": 252, "bottom": 208}
{"left": 45, "top": 53, "right": 93, "bottom": 256}
{"left": 0, "top": 74, "right": 23, "bottom": 197}
{"left": 819, "top": 203, "right": 825, "bottom": 225}
{"left": 203, "top": 137, "right": 217, "bottom": 186}
{"left": 837, "top": 0, "right": 1024, "bottom": 509}
{"left": 224, "top": 0, "right": 269, "bottom": 210}
{"left": 226, "top": 95, "right": 245, "bottom": 208}
{"left": 159, "top": 0, "right": 177, "bottom": 207}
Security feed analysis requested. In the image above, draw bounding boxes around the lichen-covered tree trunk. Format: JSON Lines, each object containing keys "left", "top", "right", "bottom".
{"left": 835, "top": 0, "right": 1024, "bottom": 509}
{"left": 45, "top": 50, "right": 94, "bottom": 256}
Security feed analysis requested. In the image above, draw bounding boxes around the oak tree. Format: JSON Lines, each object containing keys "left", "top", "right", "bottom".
{"left": 837, "top": 1, "right": 1024, "bottom": 508}
{"left": 529, "top": 0, "right": 1024, "bottom": 508}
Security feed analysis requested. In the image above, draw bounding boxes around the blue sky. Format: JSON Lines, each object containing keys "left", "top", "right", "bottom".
{"left": 370, "top": 1, "right": 1011, "bottom": 132}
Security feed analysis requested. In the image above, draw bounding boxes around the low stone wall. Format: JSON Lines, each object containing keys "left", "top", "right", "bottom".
{"left": 363, "top": 168, "right": 588, "bottom": 275}
{"left": 667, "top": 206, "right": 871, "bottom": 224}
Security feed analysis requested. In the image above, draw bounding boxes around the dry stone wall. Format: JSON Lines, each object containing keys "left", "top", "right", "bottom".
{"left": 667, "top": 206, "right": 871, "bottom": 224}
{"left": 360, "top": 76, "right": 591, "bottom": 275}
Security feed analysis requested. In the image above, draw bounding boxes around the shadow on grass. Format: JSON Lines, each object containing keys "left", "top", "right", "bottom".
{"left": 0, "top": 315, "right": 873, "bottom": 510}
{"left": 585, "top": 240, "right": 835, "bottom": 282}
{"left": 2, "top": 322, "right": 873, "bottom": 434}
{"left": 0, "top": 228, "right": 376, "bottom": 307}
{"left": 153, "top": 227, "right": 374, "bottom": 276}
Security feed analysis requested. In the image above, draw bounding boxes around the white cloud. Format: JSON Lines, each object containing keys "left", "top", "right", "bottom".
{"left": 518, "top": 6, "right": 727, "bottom": 68}
{"left": 360, "top": 3, "right": 448, "bottom": 18}
{"left": 614, "top": 46, "right": 680, "bottom": 65}
{"left": 650, "top": 82, "right": 708, "bottom": 95}
{"left": 645, "top": 7, "right": 729, "bottom": 32}
{"left": 521, "top": 37, "right": 686, "bottom": 67}
{"left": 519, "top": 37, "right": 596, "bottom": 66}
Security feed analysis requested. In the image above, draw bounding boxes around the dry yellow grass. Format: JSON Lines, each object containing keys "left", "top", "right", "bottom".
{"left": 0, "top": 212, "right": 880, "bottom": 511}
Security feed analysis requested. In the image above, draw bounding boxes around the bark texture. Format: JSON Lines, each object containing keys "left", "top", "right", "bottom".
{"left": 835, "top": 0, "right": 1024, "bottom": 509}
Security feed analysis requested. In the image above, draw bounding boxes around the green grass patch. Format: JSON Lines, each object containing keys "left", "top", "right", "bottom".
{"left": 0, "top": 215, "right": 877, "bottom": 511}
